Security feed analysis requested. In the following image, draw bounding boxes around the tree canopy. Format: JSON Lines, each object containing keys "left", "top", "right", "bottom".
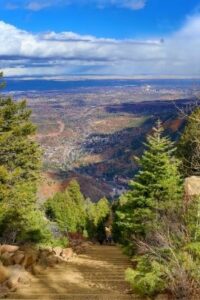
{"left": 177, "top": 107, "right": 200, "bottom": 177}
{"left": 116, "top": 120, "right": 183, "bottom": 242}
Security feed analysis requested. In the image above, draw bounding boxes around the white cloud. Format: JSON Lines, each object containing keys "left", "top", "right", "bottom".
{"left": 1, "top": 14, "right": 200, "bottom": 77}
{"left": 4, "top": 0, "right": 147, "bottom": 11}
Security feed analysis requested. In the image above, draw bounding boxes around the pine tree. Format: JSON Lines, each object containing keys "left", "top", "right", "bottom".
{"left": 86, "top": 197, "right": 110, "bottom": 240}
{"left": 45, "top": 190, "right": 80, "bottom": 233}
{"left": 0, "top": 96, "right": 42, "bottom": 203}
{"left": 0, "top": 80, "right": 47, "bottom": 242}
{"left": 45, "top": 180, "right": 88, "bottom": 233}
{"left": 116, "top": 121, "right": 182, "bottom": 241}
{"left": 177, "top": 107, "right": 200, "bottom": 177}
{"left": 67, "top": 180, "right": 87, "bottom": 230}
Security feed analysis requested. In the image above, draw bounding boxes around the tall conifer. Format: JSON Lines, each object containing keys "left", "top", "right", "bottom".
{"left": 116, "top": 121, "right": 182, "bottom": 240}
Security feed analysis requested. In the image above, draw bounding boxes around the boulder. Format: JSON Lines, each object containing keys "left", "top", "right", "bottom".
{"left": 6, "top": 265, "right": 30, "bottom": 291}
{"left": 22, "top": 251, "right": 38, "bottom": 269}
{"left": 0, "top": 252, "right": 14, "bottom": 266}
{"left": 46, "top": 255, "right": 59, "bottom": 267}
{"left": 0, "top": 264, "right": 10, "bottom": 284}
{"left": 53, "top": 247, "right": 63, "bottom": 257}
{"left": 184, "top": 176, "right": 200, "bottom": 203}
{"left": 0, "top": 245, "right": 19, "bottom": 255}
{"left": 39, "top": 248, "right": 54, "bottom": 259}
{"left": 61, "top": 248, "right": 73, "bottom": 261}
{"left": 12, "top": 251, "right": 25, "bottom": 265}
{"left": 6, "top": 265, "right": 22, "bottom": 290}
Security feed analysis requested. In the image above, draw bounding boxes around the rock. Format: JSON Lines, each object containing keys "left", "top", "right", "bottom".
{"left": 46, "top": 255, "right": 59, "bottom": 267}
{"left": 0, "top": 252, "right": 14, "bottom": 266}
{"left": 53, "top": 247, "right": 63, "bottom": 257}
{"left": 6, "top": 265, "right": 30, "bottom": 291}
{"left": 0, "top": 245, "right": 19, "bottom": 255}
{"left": 184, "top": 176, "right": 200, "bottom": 203}
{"left": 22, "top": 251, "right": 38, "bottom": 269}
{"left": 39, "top": 248, "right": 54, "bottom": 259}
{"left": 12, "top": 251, "right": 25, "bottom": 265}
{"left": 61, "top": 248, "right": 73, "bottom": 261}
{"left": 0, "top": 264, "right": 10, "bottom": 284}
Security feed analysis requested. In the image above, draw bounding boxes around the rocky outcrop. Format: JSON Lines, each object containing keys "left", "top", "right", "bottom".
{"left": 184, "top": 176, "right": 200, "bottom": 203}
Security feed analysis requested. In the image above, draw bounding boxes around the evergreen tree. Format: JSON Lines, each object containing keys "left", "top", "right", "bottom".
{"left": 177, "top": 107, "right": 200, "bottom": 177}
{"left": 116, "top": 121, "right": 182, "bottom": 241}
{"left": 45, "top": 180, "right": 88, "bottom": 233}
{"left": 0, "top": 80, "right": 49, "bottom": 243}
{"left": 86, "top": 197, "right": 110, "bottom": 240}
{"left": 45, "top": 190, "right": 82, "bottom": 233}
{"left": 67, "top": 180, "right": 87, "bottom": 230}
{"left": 0, "top": 97, "right": 42, "bottom": 201}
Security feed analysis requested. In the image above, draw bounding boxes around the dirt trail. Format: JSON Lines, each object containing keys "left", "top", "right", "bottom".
{"left": 8, "top": 245, "right": 137, "bottom": 300}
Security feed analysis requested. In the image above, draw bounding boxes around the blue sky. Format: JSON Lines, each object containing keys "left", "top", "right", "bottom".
{"left": 0, "top": 0, "right": 200, "bottom": 77}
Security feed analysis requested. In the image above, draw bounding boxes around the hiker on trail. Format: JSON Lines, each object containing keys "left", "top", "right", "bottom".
{"left": 105, "top": 225, "right": 112, "bottom": 245}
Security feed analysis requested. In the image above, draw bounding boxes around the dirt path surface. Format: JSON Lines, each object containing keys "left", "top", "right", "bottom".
{"left": 8, "top": 245, "right": 137, "bottom": 300}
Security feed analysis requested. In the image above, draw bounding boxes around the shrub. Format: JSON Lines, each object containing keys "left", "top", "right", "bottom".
{"left": 125, "top": 256, "right": 166, "bottom": 297}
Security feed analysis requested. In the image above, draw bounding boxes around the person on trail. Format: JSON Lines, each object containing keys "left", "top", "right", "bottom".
{"left": 105, "top": 225, "right": 112, "bottom": 245}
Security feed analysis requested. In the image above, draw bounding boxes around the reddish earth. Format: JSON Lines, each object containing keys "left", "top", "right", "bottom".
{"left": 38, "top": 171, "right": 112, "bottom": 203}
{"left": 165, "top": 118, "right": 184, "bottom": 132}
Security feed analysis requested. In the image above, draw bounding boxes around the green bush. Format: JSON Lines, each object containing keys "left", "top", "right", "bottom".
{"left": 45, "top": 180, "right": 88, "bottom": 233}
{"left": 125, "top": 255, "right": 166, "bottom": 297}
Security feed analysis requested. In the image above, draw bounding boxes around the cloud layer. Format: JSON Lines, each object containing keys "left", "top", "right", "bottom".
{"left": 1, "top": 14, "right": 200, "bottom": 77}
{"left": 4, "top": 0, "right": 147, "bottom": 11}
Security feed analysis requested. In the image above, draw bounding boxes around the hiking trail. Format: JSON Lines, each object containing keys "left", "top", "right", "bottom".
{"left": 8, "top": 245, "right": 137, "bottom": 300}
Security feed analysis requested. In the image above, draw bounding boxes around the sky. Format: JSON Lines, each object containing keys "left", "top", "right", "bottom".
{"left": 0, "top": 0, "right": 200, "bottom": 77}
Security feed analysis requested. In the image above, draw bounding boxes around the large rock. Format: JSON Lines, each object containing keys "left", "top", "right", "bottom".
{"left": 0, "top": 252, "right": 15, "bottom": 266}
{"left": 45, "top": 255, "right": 59, "bottom": 267}
{"left": 53, "top": 247, "right": 63, "bottom": 257}
{"left": 12, "top": 251, "right": 25, "bottom": 265}
{"left": 0, "top": 264, "right": 10, "bottom": 284}
{"left": 0, "top": 245, "right": 19, "bottom": 255}
{"left": 61, "top": 248, "right": 73, "bottom": 261}
{"left": 6, "top": 265, "right": 30, "bottom": 291}
{"left": 22, "top": 251, "right": 38, "bottom": 269}
{"left": 184, "top": 176, "right": 200, "bottom": 202}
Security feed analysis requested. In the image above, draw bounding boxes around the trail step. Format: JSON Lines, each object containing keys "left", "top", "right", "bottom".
{"left": 8, "top": 245, "right": 134, "bottom": 300}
